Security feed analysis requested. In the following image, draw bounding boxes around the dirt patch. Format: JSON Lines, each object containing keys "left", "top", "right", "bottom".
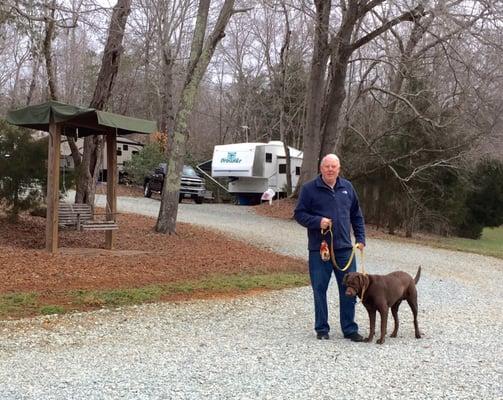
{"left": 253, "top": 198, "right": 297, "bottom": 220}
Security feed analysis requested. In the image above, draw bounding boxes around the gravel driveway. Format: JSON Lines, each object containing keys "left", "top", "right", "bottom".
{"left": 1, "top": 195, "right": 502, "bottom": 399}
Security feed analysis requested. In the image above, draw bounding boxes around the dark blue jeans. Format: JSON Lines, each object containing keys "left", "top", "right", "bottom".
{"left": 308, "top": 248, "right": 359, "bottom": 337}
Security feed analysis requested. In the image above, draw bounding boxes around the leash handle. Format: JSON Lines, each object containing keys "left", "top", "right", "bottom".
{"left": 321, "top": 226, "right": 355, "bottom": 272}
{"left": 321, "top": 226, "right": 367, "bottom": 274}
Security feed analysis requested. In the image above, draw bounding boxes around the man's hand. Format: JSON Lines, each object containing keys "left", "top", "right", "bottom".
{"left": 355, "top": 242, "right": 365, "bottom": 250}
{"left": 320, "top": 217, "right": 332, "bottom": 230}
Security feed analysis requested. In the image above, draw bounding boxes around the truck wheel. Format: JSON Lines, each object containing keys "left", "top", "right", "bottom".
{"left": 144, "top": 183, "right": 152, "bottom": 198}
{"left": 195, "top": 197, "right": 204, "bottom": 204}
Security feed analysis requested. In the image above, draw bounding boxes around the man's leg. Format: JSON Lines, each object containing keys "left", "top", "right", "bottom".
{"left": 333, "top": 248, "right": 359, "bottom": 338}
{"left": 308, "top": 251, "right": 333, "bottom": 336}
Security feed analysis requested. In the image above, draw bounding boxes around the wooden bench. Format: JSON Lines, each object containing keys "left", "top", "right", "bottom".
{"left": 58, "top": 203, "right": 92, "bottom": 229}
{"left": 58, "top": 202, "right": 118, "bottom": 231}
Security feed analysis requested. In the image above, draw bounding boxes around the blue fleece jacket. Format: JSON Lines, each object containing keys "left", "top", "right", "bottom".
{"left": 294, "top": 175, "right": 366, "bottom": 251}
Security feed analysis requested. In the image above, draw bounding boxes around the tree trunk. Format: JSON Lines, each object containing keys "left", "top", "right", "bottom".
{"left": 156, "top": 0, "right": 237, "bottom": 234}
{"left": 294, "top": 0, "right": 331, "bottom": 196}
{"left": 43, "top": 0, "right": 58, "bottom": 100}
{"left": 319, "top": 1, "right": 360, "bottom": 158}
{"left": 74, "top": 0, "right": 132, "bottom": 206}
{"left": 26, "top": 51, "right": 41, "bottom": 106}
{"left": 279, "top": 2, "right": 292, "bottom": 195}
{"left": 159, "top": 40, "right": 175, "bottom": 135}
{"left": 75, "top": 135, "right": 104, "bottom": 208}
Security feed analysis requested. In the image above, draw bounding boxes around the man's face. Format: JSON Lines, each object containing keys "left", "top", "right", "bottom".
{"left": 320, "top": 157, "right": 340, "bottom": 183}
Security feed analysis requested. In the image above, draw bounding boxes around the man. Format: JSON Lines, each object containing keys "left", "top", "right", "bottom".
{"left": 294, "top": 154, "right": 365, "bottom": 341}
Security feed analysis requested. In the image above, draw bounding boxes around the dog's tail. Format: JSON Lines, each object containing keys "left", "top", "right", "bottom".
{"left": 414, "top": 266, "right": 421, "bottom": 284}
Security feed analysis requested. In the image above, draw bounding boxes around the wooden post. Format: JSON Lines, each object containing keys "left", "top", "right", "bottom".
{"left": 105, "top": 132, "right": 117, "bottom": 249}
{"left": 45, "top": 122, "right": 61, "bottom": 253}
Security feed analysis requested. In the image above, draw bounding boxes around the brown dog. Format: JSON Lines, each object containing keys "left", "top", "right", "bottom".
{"left": 343, "top": 267, "right": 421, "bottom": 344}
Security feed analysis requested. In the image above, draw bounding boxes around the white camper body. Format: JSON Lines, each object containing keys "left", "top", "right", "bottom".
{"left": 61, "top": 136, "right": 144, "bottom": 172}
{"left": 61, "top": 136, "right": 144, "bottom": 182}
{"left": 211, "top": 141, "right": 303, "bottom": 200}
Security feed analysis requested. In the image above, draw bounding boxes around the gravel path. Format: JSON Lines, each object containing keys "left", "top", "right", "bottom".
{"left": 1, "top": 195, "right": 502, "bottom": 399}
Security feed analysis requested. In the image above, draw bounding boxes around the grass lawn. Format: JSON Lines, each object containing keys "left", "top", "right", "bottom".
{"left": 0, "top": 273, "right": 309, "bottom": 319}
{"left": 429, "top": 226, "right": 503, "bottom": 259}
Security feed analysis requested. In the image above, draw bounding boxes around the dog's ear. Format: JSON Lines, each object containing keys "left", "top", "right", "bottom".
{"left": 358, "top": 274, "right": 369, "bottom": 294}
{"left": 343, "top": 273, "right": 354, "bottom": 286}
{"left": 356, "top": 274, "right": 366, "bottom": 294}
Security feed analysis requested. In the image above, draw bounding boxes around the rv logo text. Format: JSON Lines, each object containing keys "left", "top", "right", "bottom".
{"left": 221, "top": 152, "right": 242, "bottom": 163}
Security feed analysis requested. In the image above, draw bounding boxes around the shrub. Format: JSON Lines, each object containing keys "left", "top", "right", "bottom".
{"left": 0, "top": 120, "right": 47, "bottom": 220}
{"left": 122, "top": 143, "right": 166, "bottom": 185}
{"left": 456, "top": 158, "right": 503, "bottom": 239}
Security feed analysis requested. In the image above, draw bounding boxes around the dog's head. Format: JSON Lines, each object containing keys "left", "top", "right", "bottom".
{"left": 343, "top": 272, "right": 368, "bottom": 298}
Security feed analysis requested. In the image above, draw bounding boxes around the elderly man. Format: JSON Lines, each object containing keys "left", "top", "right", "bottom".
{"left": 294, "top": 154, "right": 366, "bottom": 341}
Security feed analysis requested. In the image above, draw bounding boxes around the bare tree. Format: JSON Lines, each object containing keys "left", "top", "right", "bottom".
{"left": 278, "top": 1, "right": 293, "bottom": 195}
{"left": 74, "top": 0, "right": 132, "bottom": 206}
{"left": 156, "top": 0, "right": 243, "bottom": 234}
{"left": 298, "top": 0, "right": 330, "bottom": 194}
{"left": 43, "top": 0, "right": 58, "bottom": 99}
{"left": 155, "top": 0, "right": 192, "bottom": 135}
{"left": 339, "top": 0, "right": 501, "bottom": 235}
{"left": 297, "top": 0, "right": 425, "bottom": 192}
{"left": 3, "top": 0, "right": 503, "bottom": 238}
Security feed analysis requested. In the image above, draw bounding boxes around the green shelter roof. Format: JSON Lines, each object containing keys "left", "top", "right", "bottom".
{"left": 6, "top": 100, "right": 157, "bottom": 136}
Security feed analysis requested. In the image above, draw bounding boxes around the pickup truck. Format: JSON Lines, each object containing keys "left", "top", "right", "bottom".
{"left": 143, "top": 163, "right": 206, "bottom": 204}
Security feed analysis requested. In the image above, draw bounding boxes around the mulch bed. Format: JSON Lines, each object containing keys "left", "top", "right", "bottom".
{"left": 0, "top": 212, "right": 305, "bottom": 295}
{"left": 253, "top": 198, "right": 297, "bottom": 220}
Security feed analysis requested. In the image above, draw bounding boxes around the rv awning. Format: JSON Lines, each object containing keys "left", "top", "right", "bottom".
{"left": 6, "top": 100, "right": 157, "bottom": 136}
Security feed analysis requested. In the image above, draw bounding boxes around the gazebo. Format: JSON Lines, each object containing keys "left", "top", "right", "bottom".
{"left": 6, "top": 100, "right": 157, "bottom": 253}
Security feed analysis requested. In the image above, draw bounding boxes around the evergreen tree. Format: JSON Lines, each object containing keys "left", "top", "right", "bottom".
{"left": 0, "top": 120, "right": 47, "bottom": 221}
{"left": 122, "top": 142, "right": 166, "bottom": 185}
{"left": 457, "top": 159, "right": 503, "bottom": 239}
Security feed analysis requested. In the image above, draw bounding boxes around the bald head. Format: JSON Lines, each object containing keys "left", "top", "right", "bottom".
{"left": 320, "top": 154, "right": 340, "bottom": 167}
{"left": 320, "top": 153, "right": 341, "bottom": 187}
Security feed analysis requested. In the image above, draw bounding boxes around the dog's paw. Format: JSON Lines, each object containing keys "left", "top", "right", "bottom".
{"left": 415, "top": 333, "right": 422, "bottom": 339}
{"left": 376, "top": 338, "right": 385, "bottom": 345}
{"left": 390, "top": 332, "right": 397, "bottom": 338}
{"left": 363, "top": 337, "right": 372, "bottom": 343}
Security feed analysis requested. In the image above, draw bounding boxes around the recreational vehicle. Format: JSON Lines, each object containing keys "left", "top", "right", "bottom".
{"left": 61, "top": 136, "right": 144, "bottom": 182}
{"left": 211, "top": 141, "right": 303, "bottom": 204}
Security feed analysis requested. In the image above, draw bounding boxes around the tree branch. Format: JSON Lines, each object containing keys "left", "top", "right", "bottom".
{"left": 184, "top": 0, "right": 210, "bottom": 86}
{"left": 367, "top": 86, "right": 455, "bottom": 128}
{"left": 350, "top": 4, "right": 426, "bottom": 52}
{"left": 348, "top": 124, "right": 464, "bottom": 183}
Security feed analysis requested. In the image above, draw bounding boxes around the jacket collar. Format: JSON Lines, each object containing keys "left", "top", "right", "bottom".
{"left": 315, "top": 174, "right": 342, "bottom": 190}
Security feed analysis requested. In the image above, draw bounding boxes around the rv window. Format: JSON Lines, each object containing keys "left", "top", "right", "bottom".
{"left": 117, "top": 149, "right": 122, "bottom": 156}
{"left": 123, "top": 144, "right": 129, "bottom": 151}
{"left": 296, "top": 166, "right": 301, "bottom": 176}
{"left": 266, "top": 153, "right": 272, "bottom": 163}
{"left": 132, "top": 151, "right": 139, "bottom": 155}
{"left": 279, "top": 164, "right": 286, "bottom": 174}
